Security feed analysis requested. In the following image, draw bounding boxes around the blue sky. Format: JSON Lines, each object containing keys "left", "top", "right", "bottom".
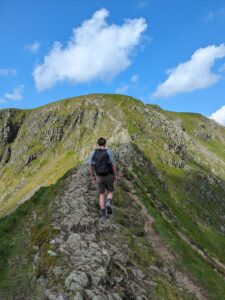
{"left": 1, "top": 0, "right": 225, "bottom": 125}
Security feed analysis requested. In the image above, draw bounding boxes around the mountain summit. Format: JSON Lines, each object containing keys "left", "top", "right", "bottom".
{"left": 0, "top": 94, "right": 225, "bottom": 299}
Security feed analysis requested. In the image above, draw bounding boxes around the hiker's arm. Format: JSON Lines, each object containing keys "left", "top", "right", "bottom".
{"left": 112, "top": 164, "right": 117, "bottom": 181}
{"left": 89, "top": 165, "right": 95, "bottom": 177}
{"left": 87, "top": 151, "right": 95, "bottom": 181}
{"left": 89, "top": 165, "right": 96, "bottom": 182}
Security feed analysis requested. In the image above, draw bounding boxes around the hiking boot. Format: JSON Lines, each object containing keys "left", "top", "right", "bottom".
{"left": 106, "top": 198, "right": 112, "bottom": 215}
{"left": 100, "top": 208, "right": 108, "bottom": 220}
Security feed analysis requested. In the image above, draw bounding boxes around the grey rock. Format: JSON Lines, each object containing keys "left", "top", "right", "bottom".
{"left": 144, "top": 280, "right": 158, "bottom": 287}
{"left": 48, "top": 250, "right": 57, "bottom": 256}
{"left": 148, "top": 265, "right": 161, "bottom": 273}
{"left": 92, "top": 296, "right": 107, "bottom": 300}
{"left": 84, "top": 233, "right": 97, "bottom": 242}
{"left": 130, "top": 268, "right": 145, "bottom": 280}
{"left": 107, "top": 293, "right": 123, "bottom": 300}
{"left": 73, "top": 292, "right": 84, "bottom": 300}
{"left": 113, "top": 252, "right": 127, "bottom": 264}
{"left": 60, "top": 233, "right": 88, "bottom": 255}
{"left": 36, "top": 276, "right": 46, "bottom": 287}
{"left": 45, "top": 290, "right": 68, "bottom": 300}
{"left": 65, "top": 271, "right": 89, "bottom": 291}
{"left": 137, "top": 296, "right": 148, "bottom": 300}
{"left": 90, "top": 267, "right": 107, "bottom": 286}
{"left": 53, "top": 266, "right": 63, "bottom": 276}
{"left": 220, "top": 225, "right": 225, "bottom": 233}
{"left": 114, "top": 276, "right": 124, "bottom": 283}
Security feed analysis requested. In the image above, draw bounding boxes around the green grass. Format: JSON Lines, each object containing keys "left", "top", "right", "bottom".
{"left": 155, "top": 277, "right": 188, "bottom": 300}
{"left": 152, "top": 212, "right": 225, "bottom": 300}
{"left": 130, "top": 155, "right": 225, "bottom": 300}
{"left": 164, "top": 165, "right": 225, "bottom": 263}
{"left": 165, "top": 111, "right": 203, "bottom": 134}
{"left": 0, "top": 150, "right": 80, "bottom": 217}
{"left": 201, "top": 138, "right": 225, "bottom": 160}
{"left": 113, "top": 181, "right": 194, "bottom": 299}
{"left": 0, "top": 167, "right": 74, "bottom": 299}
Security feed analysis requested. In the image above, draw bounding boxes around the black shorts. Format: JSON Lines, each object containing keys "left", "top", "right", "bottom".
{"left": 96, "top": 173, "right": 114, "bottom": 194}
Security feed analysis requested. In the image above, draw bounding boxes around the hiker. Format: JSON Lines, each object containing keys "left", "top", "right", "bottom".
{"left": 87, "top": 137, "right": 117, "bottom": 220}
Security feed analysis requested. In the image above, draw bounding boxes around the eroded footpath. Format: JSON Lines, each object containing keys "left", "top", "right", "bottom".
{"left": 33, "top": 163, "right": 207, "bottom": 300}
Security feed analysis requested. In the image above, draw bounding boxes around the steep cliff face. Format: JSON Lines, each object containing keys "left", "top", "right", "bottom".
{"left": 0, "top": 94, "right": 225, "bottom": 299}
{"left": 0, "top": 109, "right": 26, "bottom": 165}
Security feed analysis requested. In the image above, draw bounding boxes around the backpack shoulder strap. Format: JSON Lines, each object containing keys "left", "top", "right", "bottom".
{"left": 92, "top": 149, "right": 98, "bottom": 159}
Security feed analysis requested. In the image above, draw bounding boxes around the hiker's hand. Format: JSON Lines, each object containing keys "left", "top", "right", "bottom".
{"left": 91, "top": 176, "right": 96, "bottom": 183}
{"left": 113, "top": 175, "right": 118, "bottom": 183}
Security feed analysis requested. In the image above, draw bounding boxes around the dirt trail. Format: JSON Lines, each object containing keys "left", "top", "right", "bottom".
{"left": 176, "top": 230, "right": 225, "bottom": 280}
{"left": 127, "top": 189, "right": 209, "bottom": 300}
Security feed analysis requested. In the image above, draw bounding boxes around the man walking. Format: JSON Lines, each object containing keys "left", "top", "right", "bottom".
{"left": 87, "top": 137, "right": 117, "bottom": 220}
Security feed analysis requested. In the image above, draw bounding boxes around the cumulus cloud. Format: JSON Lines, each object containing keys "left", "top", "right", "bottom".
{"left": 209, "top": 105, "right": 225, "bottom": 126}
{"left": 152, "top": 44, "right": 225, "bottom": 98}
{"left": 0, "top": 68, "right": 17, "bottom": 76}
{"left": 33, "top": 8, "right": 147, "bottom": 91}
{"left": 25, "top": 42, "right": 41, "bottom": 53}
{"left": 0, "top": 85, "right": 24, "bottom": 104}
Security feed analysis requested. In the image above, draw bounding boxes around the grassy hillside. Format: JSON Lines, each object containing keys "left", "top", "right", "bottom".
{"left": 0, "top": 94, "right": 225, "bottom": 298}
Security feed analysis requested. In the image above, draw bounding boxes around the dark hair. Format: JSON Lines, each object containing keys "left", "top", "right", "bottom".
{"left": 98, "top": 137, "right": 106, "bottom": 146}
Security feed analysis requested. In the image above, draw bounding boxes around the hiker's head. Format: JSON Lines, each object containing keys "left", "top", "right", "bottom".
{"left": 98, "top": 137, "right": 106, "bottom": 147}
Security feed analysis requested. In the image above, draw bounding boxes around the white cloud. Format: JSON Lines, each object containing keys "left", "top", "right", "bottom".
{"left": 33, "top": 8, "right": 147, "bottom": 91}
{"left": 209, "top": 105, "right": 225, "bottom": 126}
{"left": 115, "top": 85, "right": 129, "bottom": 94}
{"left": 0, "top": 85, "right": 24, "bottom": 104}
{"left": 25, "top": 42, "right": 41, "bottom": 53}
{"left": 4, "top": 85, "right": 24, "bottom": 100}
{"left": 0, "top": 68, "right": 17, "bottom": 76}
{"left": 152, "top": 44, "right": 225, "bottom": 98}
{"left": 131, "top": 74, "right": 139, "bottom": 82}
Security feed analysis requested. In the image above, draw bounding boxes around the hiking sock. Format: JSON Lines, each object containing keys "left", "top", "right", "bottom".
{"left": 106, "top": 198, "right": 112, "bottom": 214}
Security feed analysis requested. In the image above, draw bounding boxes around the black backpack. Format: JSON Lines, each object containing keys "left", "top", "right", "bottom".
{"left": 92, "top": 149, "right": 113, "bottom": 175}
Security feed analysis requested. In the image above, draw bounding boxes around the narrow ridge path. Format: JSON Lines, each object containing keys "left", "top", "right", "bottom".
{"left": 41, "top": 165, "right": 155, "bottom": 300}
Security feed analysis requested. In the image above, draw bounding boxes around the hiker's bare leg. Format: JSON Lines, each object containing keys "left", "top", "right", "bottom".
{"left": 99, "top": 193, "right": 106, "bottom": 209}
{"left": 107, "top": 191, "right": 113, "bottom": 200}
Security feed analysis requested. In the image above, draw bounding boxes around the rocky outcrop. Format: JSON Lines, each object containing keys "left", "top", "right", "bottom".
{"left": 0, "top": 109, "right": 25, "bottom": 165}
{"left": 193, "top": 123, "right": 212, "bottom": 141}
{"left": 34, "top": 163, "right": 154, "bottom": 300}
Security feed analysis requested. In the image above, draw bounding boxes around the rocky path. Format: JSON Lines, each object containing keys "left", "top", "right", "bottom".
{"left": 41, "top": 165, "right": 155, "bottom": 300}
{"left": 35, "top": 162, "right": 211, "bottom": 300}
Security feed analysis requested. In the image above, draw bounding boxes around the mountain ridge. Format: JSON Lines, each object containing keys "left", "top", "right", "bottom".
{"left": 0, "top": 93, "right": 225, "bottom": 299}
